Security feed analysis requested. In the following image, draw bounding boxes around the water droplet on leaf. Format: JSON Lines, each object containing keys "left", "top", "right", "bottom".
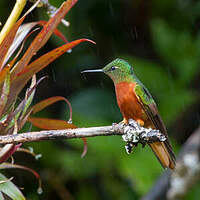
{"left": 37, "top": 187, "right": 43, "bottom": 195}
{"left": 35, "top": 154, "right": 42, "bottom": 160}
{"left": 68, "top": 119, "right": 72, "bottom": 124}
{"left": 67, "top": 49, "right": 72, "bottom": 53}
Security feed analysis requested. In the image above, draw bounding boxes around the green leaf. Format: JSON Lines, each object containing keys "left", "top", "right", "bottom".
{"left": 0, "top": 173, "right": 25, "bottom": 200}
{"left": 20, "top": 75, "right": 36, "bottom": 119}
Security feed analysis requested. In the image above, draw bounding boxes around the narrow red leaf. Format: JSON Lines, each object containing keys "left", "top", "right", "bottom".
{"left": 31, "top": 96, "right": 72, "bottom": 122}
{"left": 28, "top": 117, "right": 87, "bottom": 157}
{"left": 0, "top": 144, "right": 21, "bottom": 164}
{"left": 7, "top": 39, "right": 95, "bottom": 107}
{"left": 81, "top": 137, "right": 88, "bottom": 158}
{"left": 0, "top": 0, "right": 40, "bottom": 69}
{"left": 37, "top": 21, "right": 68, "bottom": 43}
{"left": 0, "top": 162, "right": 40, "bottom": 179}
{"left": 28, "top": 117, "right": 76, "bottom": 130}
{"left": 12, "top": 0, "right": 78, "bottom": 75}
{"left": 30, "top": 96, "right": 88, "bottom": 156}
{"left": 0, "top": 65, "right": 11, "bottom": 86}
{"left": 0, "top": 17, "right": 25, "bottom": 69}
{"left": 0, "top": 162, "right": 42, "bottom": 194}
{"left": 16, "top": 39, "right": 95, "bottom": 77}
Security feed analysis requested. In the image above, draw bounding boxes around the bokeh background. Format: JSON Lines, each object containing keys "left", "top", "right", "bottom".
{"left": 1, "top": 0, "right": 200, "bottom": 199}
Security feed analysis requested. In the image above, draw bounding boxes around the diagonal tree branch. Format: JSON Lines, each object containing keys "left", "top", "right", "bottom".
{"left": 142, "top": 126, "right": 200, "bottom": 200}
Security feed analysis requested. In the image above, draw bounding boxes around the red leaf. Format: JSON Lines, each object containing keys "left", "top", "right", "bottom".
{"left": 28, "top": 117, "right": 76, "bottom": 130}
{"left": 30, "top": 96, "right": 88, "bottom": 157}
{"left": 0, "top": 162, "right": 40, "bottom": 179}
{"left": 7, "top": 39, "right": 95, "bottom": 107}
{"left": 37, "top": 21, "right": 68, "bottom": 43}
{"left": 0, "top": 65, "right": 11, "bottom": 86}
{"left": 0, "top": 17, "right": 25, "bottom": 69}
{"left": 81, "top": 137, "right": 88, "bottom": 158}
{"left": 0, "top": 0, "right": 40, "bottom": 69}
{"left": 28, "top": 117, "right": 88, "bottom": 157}
{"left": 31, "top": 96, "right": 72, "bottom": 122}
{"left": 17, "top": 39, "right": 95, "bottom": 77}
{"left": 0, "top": 144, "right": 21, "bottom": 164}
{"left": 12, "top": 0, "right": 78, "bottom": 76}
{"left": 0, "top": 162, "right": 42, "bottom": 194}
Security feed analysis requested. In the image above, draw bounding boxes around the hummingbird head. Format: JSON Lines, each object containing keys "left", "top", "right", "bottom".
{"left": 102, "top": 58, "right": 134, "bottom": 83}
{"left": 81, "top": 58, "right": 135, "bottom": 84}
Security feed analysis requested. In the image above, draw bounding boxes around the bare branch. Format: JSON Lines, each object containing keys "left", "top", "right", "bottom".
{"left": 0, "top": 125, "right": 117, "bottom": 144}
{"left": 0, "top": 120, "right": 166, "bottom": 145}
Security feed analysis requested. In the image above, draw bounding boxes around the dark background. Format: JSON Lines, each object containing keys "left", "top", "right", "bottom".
{"left": 1, "top": 0, "right": 200, "bottom": 199}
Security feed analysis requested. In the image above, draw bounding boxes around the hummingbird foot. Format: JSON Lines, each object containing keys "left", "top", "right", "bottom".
{"left": 121, "top": 119, "right": 166, "bottom": 154}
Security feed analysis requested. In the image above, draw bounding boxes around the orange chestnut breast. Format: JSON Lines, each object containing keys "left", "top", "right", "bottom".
{"left": 115, "top": 82, "right": 147, "bottom": 124}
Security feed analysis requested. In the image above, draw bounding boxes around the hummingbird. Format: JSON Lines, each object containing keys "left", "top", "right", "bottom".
{"left": 82, "top": 58, "right": 176, "bottom": 169}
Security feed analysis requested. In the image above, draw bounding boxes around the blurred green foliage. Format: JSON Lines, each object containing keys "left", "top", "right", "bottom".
{"left": 2, "top": 0, "right": 200, "bottom": 199}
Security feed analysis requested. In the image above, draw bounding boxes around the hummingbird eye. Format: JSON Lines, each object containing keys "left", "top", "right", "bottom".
{"left": 111, "top": 66, "right": 116, "bottom": 71}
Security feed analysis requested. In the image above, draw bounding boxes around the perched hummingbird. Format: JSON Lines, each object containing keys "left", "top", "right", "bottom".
{"left": 82, "top": 58, "right": 176, "bottom": 169}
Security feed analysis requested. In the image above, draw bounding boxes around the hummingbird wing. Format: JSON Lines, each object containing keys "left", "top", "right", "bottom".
{"left": 134, "top": 83, "right": 176, "bottom": 169}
